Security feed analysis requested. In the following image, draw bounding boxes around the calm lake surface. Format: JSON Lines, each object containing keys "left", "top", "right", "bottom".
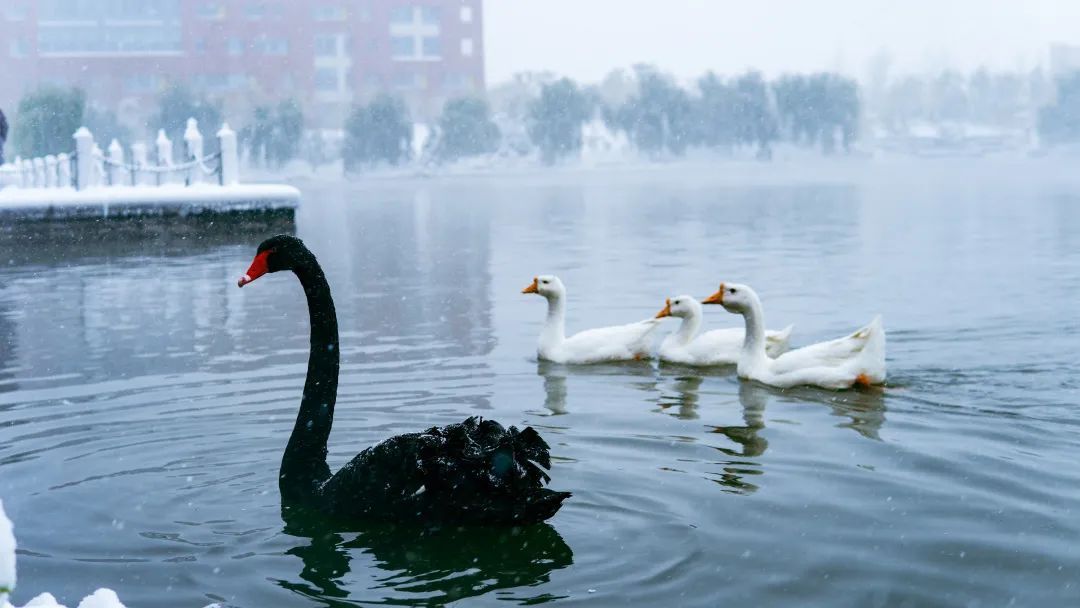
{"left": 1, "top": 161, "right": 1079, "bottom": 607}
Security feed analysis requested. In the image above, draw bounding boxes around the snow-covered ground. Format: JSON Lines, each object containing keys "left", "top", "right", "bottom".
{"left": 0, "top": 183, "right": 300, "bottom": 219}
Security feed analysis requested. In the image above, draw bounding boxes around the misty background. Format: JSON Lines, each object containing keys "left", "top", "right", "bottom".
{"left": 3, "top": 0, "right": 1080, "bottom": 175}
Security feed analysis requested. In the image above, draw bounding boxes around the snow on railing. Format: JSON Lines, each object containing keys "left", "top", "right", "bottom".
{"left": 0, "top": 119, "right": 239, "bottom": 192}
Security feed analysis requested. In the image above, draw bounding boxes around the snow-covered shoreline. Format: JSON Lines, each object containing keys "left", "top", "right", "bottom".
{"left": 1, "top": 500, "right": 221, "bottom": 608}
{"left": 0, "top": 183, "right": 300, "bottom": 220}
{"left": 1, "top": 500, "right": 124, "bottom": 608}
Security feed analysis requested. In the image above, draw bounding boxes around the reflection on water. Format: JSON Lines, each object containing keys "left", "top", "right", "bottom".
{"left": 747, "top": 382, "right": 888, "bottom": 441}
{"left": 0, "top": 211, "right": 295, "bottom": 268}
{"left": 536, "top": 361, "right": 568, "bottom": 416}
{"left": 655, "top": 363, "right": 712, "bottom": 420}
{"left": 279, "top": 506, "right": 573, "bottom": 606}
{"left": 535, "top": 360, "right": 658, "bottom": 417}
{"left": 2, "top": 172, "right": 1080, "bottom": 606}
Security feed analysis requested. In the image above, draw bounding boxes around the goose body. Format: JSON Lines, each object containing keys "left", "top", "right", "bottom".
{"left": 703, "top": 283, "right": 885, "bottom": 390}
{"left": 655, "top": 295, "right": 792, "bottom": 366}
{"left": 523, "top": 275, "right": 660, "bottom": 364}
{"left": 239, "top": 236, "right": 569, "bottom": 524}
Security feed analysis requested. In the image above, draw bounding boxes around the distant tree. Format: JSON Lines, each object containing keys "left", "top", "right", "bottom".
{"left": 528, "top": 78, "right": 591, "bottom": 164}
{"left": 245, "top": 105, "right": 274, "bottom": 166}
{"left": 433, "top": 96, "right": 500, "bottom": 161}
{"left": 731, "top": 71, "right": 778, "bottom": 158}
{"left": 243, "top": 100, "right": 303, "bottom": 168}
{"left": 772, "top": 73, "right": 860, "bottom": 153}
{"left": 154, "top": 84, "right": 222, "bottom": 147}
{"left": 773, "top": 74, "right": 815, "bottom": 144}
{"left": 608, "top": 66, "right": 693, "bottom": 156}
{"left": 820, "top": 74, "right": 860, "bottom": 152}
{"left": 343, "top": 94, "right": 411, "bottom": 170}
{"left": 11, "top": 86, "right": 86, "bottom": 157}
{"left": 1038, "top": 72, "right": 1080, "bottom": 145}
{"left": 271, "top": 99, "right": 304, "bottom": 166}
{"left": 696, "top": 72, "right": 738, "bottom": 148}
{"left": 928, "top": 70, "right": 969, "bottom": 123}
{"left": 968, "top": 69, "right": 1025, "bottom": 127}
{"left": 84, "top": 105, "right": 132, "bottom": 150}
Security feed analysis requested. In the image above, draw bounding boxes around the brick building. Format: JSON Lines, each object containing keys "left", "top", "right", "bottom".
{"left": 0, "top": 0, "right": 485, "bottom": 126}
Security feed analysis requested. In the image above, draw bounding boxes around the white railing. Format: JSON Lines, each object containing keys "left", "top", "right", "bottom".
{"left": 0, "top": 118, "right": 239, "bottom": 191}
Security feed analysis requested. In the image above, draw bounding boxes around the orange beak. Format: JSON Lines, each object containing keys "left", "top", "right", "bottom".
{"left": 655, "top": 298, "right": 672, "bottom": 318}
{"left": 522, "top": 277, "right": 539, "bottom": 294}
{"left": 238, "top": 250, "right": 271, "bottom": 288}
{"left": 702, "top": 283, "right": 726, "bottom": 305}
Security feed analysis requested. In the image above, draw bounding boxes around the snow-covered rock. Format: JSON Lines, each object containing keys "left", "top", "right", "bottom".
{"left": 0, "top": 500, "right": 125, "bottom": 608}
{"left": 1, "top": 500, "right": 14, "bottom": 606}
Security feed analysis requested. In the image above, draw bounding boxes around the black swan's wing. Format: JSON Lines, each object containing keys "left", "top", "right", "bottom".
{"left": 318, "top": 417, "right": 570, "bottom": 524}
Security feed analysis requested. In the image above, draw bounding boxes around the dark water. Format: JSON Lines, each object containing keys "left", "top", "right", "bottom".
{"left": 2, "top": 163, "right": 1079, "bottom": 607}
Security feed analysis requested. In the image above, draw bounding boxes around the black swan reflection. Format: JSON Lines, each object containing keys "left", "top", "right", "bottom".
{"left": 278, "top": 508, "right": 573, "bottom": 606}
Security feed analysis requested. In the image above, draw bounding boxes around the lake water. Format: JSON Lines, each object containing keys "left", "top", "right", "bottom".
{"left": 1, "top": 161, "right": 1079, "bottom": 607}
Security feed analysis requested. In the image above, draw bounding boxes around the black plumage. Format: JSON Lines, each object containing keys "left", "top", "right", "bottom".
{"left": 240, "top": 235, "right": 570, "bottom": 524}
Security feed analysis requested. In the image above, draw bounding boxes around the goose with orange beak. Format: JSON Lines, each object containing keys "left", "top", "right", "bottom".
{"left": 654, "top": 295, "right": 792, "bottom": 366}
{"left": 701, "top": 282, "right": 886, "bottom": 390}
{"left": 522, "top": 275, "right": 661, "bottom": 364}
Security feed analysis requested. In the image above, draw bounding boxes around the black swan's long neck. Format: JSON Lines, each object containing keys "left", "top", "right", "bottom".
{"left": 280, "top": 259, "right": 340, "bottom": 500}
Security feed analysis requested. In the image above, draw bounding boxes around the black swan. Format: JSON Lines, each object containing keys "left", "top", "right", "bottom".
{"left": 237, "top": 235, "right": 570, "bottom": 524}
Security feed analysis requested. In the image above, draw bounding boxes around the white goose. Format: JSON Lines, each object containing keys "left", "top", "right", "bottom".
{"left": 654, "top": 295, "right": 793, "bottom": 365}
{"left": 522, "top": 275, "right": 661, "bottom": 364}
{"left": 702, "top": 283, "right": 885, "bottom": 390}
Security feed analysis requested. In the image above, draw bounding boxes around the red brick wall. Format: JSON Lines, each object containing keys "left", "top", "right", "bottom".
{"left": 0, "top": 0, "right": 485, "bottom": 128}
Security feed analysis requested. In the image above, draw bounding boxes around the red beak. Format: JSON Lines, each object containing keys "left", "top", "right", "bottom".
{"left": 238, "top": 250, "right": 271, "bottom": 288}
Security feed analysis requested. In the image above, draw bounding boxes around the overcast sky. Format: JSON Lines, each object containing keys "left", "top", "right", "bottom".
{"left": 484, "top": 1, "right": 1080, "bottom": 84}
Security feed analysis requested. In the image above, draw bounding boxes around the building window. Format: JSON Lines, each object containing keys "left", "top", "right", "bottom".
{"left": 356, "top": 1, "right": 371, "bottom": 22}
{"left": 314, "top": 67, "right": 338, "bottom": 92}
{"left": 421, "top": 37, "right": 440, "bottom": 58}
{"left": 253, "top": 37, "right": 288, "bottom": 55}
{"left": 460, "top": 38, "right": 473, "bottom": 57}
{"left": 245, "top": 2, "right": 266, "bottom": 20}
{"left": 39, "top": 0, "right": 179, "bottom": 20}
{"left": 192, "top": 73, "right": 247, "bottom": 92}
{"left": 460, "top": 5, "right": 473, "bottom": 22}
{"left": 197, "top": 2, "right": 225, "bottom": 20}
{"left": 443, "top": 72, "right": 473, "bottom": 91}
{"left": 420, "top": 7, "right": 440, "bottom": 25}
{"left": 314, "top": 35, "right": 334, "bottom": 57}
{"left": 390, "top": 36, "right": 414, "bottom": 59}
{"left": 394, "top": 72, "right": 425, "bottom": 91}
{"left": 9, "top": 38, "right": 27, "bottom": 58}
{"left": 228, "top": 38, "right": 244, "bottom": 56}
{"left": 4, "top": 4, "right": 28, "bottom": 21}
{"left": 312, "top": 5, "right": 346, "bottom": 21}
{"left": 124, "top": 73, "right": 161, "bottom": 93}
{"left": 389, "top": 6, "right": 441, "bottom": 61}
{"left": 38, "top": 23, "right": 183, "bottom": 55}
{"left": 390, "top": 6, "right": 412, "bottom": 24}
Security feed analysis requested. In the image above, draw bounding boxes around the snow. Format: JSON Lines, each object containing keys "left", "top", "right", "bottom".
{"left": 0, "top": 183, "right": 300, "bottom": 219}
{"left": 1, "top": 501, "right": 14, "bottom": 606}
{"left": 0, "top": 500, "right": 219, "bottom": 608}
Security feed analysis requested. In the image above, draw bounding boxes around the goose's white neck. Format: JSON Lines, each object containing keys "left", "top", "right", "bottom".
{"left": 673, "top": 307, "right": 702, "bottom": 345}
{"left": 540, "top": 292, "right": 566, "bottom": 348}
{"left": 737, "top": 291, "right": 769, "bottom": 372}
